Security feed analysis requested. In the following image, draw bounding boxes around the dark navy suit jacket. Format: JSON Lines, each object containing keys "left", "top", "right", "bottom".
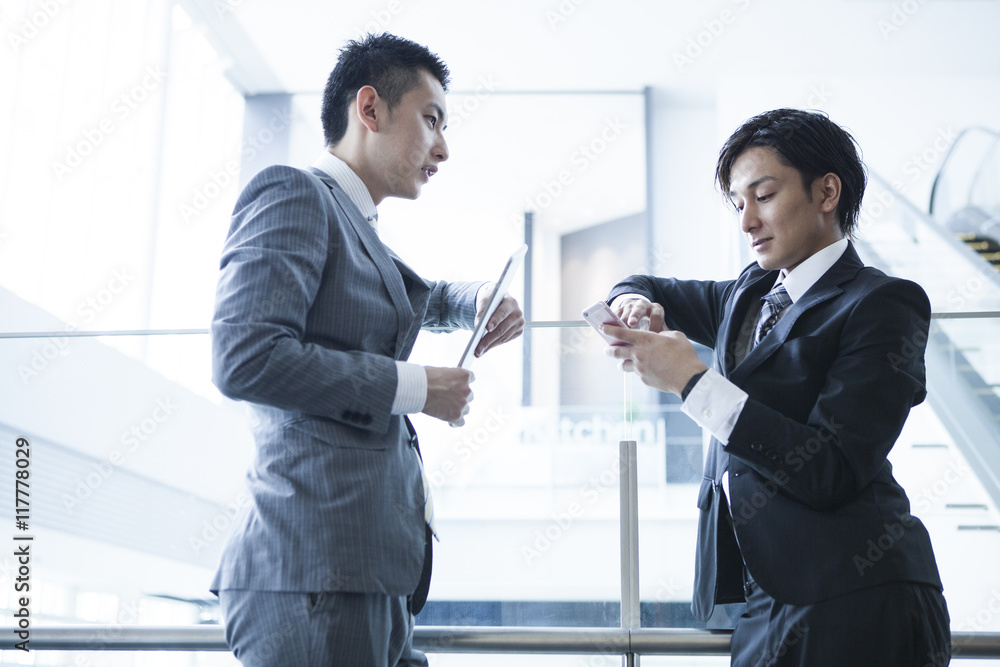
{"left": 609, "top": 243, "right": 943, "bottom": 621}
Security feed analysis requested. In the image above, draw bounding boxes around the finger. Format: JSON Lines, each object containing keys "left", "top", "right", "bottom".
{"left": 650, "top": 306, "right": 666, "bottom": 333}
{"left": 477, "top": 325, "right": 523, "bottom": 356}
{"left": 476, "top": 308, "right": 525, "bottom": 356}
{"left": 474, "top": 283, "right": 497, "bottom": 323}
{"left": 600, "top": 323, "right": 640, "bottom": 344}
{"left": 604, "top": 340, "right": 635, "bottom": 360}
{"left": 485, "top": 297, "right": 516, "bottom": 331}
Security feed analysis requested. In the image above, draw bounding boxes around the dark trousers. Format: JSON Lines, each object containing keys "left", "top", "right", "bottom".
{"left": 730, "top": 578, "right": 951, "bottom": 667}
{"left": 218, "top": 589, "right": 429, "bottom": 667}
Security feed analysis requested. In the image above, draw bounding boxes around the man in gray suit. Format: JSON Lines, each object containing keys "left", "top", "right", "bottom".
{"left": 210, "top": 34, "right": 524, "bottom": 666}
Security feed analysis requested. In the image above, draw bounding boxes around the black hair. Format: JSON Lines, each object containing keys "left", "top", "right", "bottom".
{"left": 320, "top": 33, "right": 450, "bottom": 147}
{"left": 715, "top": 108, "right": 867, "bottom": 237}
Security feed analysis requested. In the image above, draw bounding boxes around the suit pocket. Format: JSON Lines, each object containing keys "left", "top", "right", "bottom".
{"left": 283, "top": 416, "right": 388, "bottom": 450}
{"left": 697, "top": 477, "right": 715, "bottom": 512}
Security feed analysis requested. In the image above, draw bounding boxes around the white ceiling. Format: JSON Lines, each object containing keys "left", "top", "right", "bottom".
{"left": 182, "top": 0, "right": 1000, "bottom": 97}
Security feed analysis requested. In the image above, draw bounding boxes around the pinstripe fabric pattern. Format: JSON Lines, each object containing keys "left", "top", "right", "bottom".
{"left": 219, "top": 588, "right": 428, "bottom": 666}
{"left": 312, "top": 151, "right": 378, "bottom": 226}
{"left": 210, "top": 164, "right": 483, "bottom": 598}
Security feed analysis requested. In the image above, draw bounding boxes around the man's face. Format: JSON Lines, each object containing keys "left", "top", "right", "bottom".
{"left": 728, "top": 146, "right": 843, "bottom": 273}
{"left": 374, "top": 69, "right": 449, "bottom": 202}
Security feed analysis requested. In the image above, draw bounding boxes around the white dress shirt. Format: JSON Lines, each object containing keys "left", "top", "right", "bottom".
{"left": 311, "top": 151, "right": 427, "bottom": 415}
{"left": 681, "top": 237, "right": 849, "bottom": 444}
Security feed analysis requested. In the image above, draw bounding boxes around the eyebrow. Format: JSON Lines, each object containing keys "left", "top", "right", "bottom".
{"left": 729, "top": 175, "right": 777, "bottom": 198}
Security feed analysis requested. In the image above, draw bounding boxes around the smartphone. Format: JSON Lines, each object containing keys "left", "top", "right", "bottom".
{"left": 582, "top": 301, "right": 631, "bottom": 346}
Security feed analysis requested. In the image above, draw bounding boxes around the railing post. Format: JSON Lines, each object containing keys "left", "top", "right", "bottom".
{"left": 620, "top": 439, "right": 640, "bottom": 665}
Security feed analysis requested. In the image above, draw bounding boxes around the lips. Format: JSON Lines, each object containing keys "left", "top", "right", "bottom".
{"left": 421, "top": 166, "right": 437, "bottom": 179}
{"left": 752, "top": 237, "right": 772, "bottom": 250}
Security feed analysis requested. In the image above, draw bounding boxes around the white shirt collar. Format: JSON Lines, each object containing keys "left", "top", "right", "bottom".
{"left": 311, "top": 151, "right": 379, "bottom": 230}
{"left": 773, "top": 237, "right": 849, "bottom": 304}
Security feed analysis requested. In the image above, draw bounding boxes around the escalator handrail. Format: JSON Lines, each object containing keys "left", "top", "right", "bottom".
{"left": 929, "top": 126, "right": 1000, "bottom": 219}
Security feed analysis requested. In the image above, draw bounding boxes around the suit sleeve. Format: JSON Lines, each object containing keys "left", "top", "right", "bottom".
{"left": 726, "top": 279, "right": 931, "bottom": 510}
{"left": 211, "top": 166, "right": 397, "bottom": 432}
{"left": 607, "top": 274, "right": 735, "bottom": 347}
{"left": 424, "top": 280, "right": 485, "bottom": 331}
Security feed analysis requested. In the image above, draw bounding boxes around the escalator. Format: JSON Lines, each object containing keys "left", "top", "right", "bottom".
{"left": 854, "top": 126, "right": 1000, "bottom": 514}
{"left": 931, "top": 127, "right": 1000, "bottom": 272}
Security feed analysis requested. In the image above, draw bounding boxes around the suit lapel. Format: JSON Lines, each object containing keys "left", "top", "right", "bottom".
{"left": 306, "top": 167, "right": 418, "bottom": 358}
{"left": 729, "top": 243, "right": 864, "bottom": 385}
{"left": 717, "top": 269, "right": 777, "bottom": 376}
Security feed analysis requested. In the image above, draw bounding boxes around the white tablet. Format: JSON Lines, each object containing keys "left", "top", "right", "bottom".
{"left": 457, "top": 243, "right": 528, "bottom": 370}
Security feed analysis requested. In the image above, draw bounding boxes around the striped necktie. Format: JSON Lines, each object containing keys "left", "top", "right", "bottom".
{"left": 754, "top": 284, "right": 791, "bottom": 347}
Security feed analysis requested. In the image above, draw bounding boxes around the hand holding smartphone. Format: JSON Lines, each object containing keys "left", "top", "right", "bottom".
{"left": 582, "top": 301, "right": 637, "bottom": 346}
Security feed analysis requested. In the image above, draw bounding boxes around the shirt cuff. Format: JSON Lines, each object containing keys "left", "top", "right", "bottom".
{"left": 391, "top": 361, "right": 428, "bottom": 415}
{"left": 680, "top": 368, "right": 748, "bottom": 444}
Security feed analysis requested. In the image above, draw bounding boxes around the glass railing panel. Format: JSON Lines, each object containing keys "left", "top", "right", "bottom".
{"left": 408, "top": 323, "right": 623, "bottom": 628}
{"left": 0, "top": 330, "right": 251, "bottom": 649}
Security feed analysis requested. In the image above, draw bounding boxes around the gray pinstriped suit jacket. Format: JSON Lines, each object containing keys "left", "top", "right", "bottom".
{"left": 209, "top": 164, "right": 482, "bottom": 597}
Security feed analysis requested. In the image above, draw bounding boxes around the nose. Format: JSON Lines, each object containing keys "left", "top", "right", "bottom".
{"left": 434, "top": 132, "right": 449, "bottom": 163}
{"left": 739, "top": 202, "right": 759, "bottom": 234}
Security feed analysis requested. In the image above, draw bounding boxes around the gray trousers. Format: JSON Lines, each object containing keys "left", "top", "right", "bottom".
{"left": 219, "top": 589, "right": 429, "bottom": 667}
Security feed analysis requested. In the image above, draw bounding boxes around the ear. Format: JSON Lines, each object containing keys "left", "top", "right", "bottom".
{"left": 816, "top": 172, "right": 841, "bottom": 214}
{"left": 354, "top": 85, "right": 380, "bottom": 133}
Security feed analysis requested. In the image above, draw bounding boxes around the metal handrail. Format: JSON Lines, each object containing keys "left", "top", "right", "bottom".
{"left": 4, "top": 626, "right": 1000, "bottom": 657}
{"left": 2, "top": 313, "right": 1000, "bottom": 340}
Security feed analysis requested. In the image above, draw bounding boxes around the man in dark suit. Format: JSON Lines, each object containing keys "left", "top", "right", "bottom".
{"left": 210, "top": 34, "right": 523, "bottom": 666}
{"left": 602, "top": 109, "right": 950, "bottom": 666}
